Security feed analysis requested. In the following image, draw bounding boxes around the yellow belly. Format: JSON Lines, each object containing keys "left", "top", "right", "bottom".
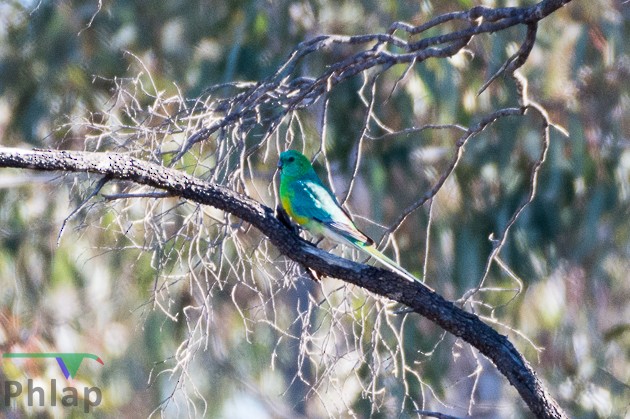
{"left": 280, "top": 194, "right": 310, "bottom": 227}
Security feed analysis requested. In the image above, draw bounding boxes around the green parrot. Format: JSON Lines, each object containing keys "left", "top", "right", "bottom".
{"left": 277, "top": 149, "right": 422, "bottom": 284}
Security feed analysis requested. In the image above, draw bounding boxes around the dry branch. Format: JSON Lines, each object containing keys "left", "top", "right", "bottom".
{"left": 175, "top": 0, "right": 573, "bottom": 160}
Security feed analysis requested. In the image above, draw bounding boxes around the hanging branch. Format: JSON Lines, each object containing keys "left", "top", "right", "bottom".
{"left": 174, "top": 0, "right": 572, "bottom": 160}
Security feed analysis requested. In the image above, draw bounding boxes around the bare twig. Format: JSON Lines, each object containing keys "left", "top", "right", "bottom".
{"left": 415, "top": 410, "right": 462, "bottom": 419}
{"left": 101, "top": 191, "right": 174, "bottom": 200}
{"left": 57, "top": 175, "right": 110, "bottom": 245}
{"left": 175, "top": 0, "right": 572, "bottom": 161}
{"left": 382, "top": 106, "right": 524, "bottom": 242}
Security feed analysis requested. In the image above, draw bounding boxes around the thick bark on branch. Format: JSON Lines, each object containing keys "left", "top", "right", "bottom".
{"left": 0, "top": 147, "right": 567, "bottom": 418}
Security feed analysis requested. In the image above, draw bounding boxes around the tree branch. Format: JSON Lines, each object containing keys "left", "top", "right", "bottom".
{"left": 175, "top": 0, "right": 574, "bottom": 160}
{"left": 0, "top": 147, "right": 567, "bottom": 418}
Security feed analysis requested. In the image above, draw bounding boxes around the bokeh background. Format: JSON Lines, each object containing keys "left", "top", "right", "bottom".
{"left": 0, "top": 0, "right": 629, "bottom": 417}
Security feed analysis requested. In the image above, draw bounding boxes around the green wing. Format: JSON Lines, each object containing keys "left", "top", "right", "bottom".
{"left": 289, "top": 179, "right": 371, "bottom": 246}
{"left": 288, "top": 176, "right": 425, "bottom": 286}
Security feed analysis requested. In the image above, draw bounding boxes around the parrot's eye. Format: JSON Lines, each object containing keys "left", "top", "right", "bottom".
{"left": 287, "top": 156, "right": 295, "bottom": 163}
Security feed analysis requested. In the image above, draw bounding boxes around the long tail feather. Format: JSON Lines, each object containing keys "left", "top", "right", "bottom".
{"left": 319, "top": 222, "right": 431, "bottom": 289}
{"left": 351, "top": 241, "right": 431, "bottom": 288}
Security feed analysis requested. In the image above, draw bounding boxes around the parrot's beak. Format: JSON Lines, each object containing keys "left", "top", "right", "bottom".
{"left": 277, "top": 161, "right": 283, "bottom": 171}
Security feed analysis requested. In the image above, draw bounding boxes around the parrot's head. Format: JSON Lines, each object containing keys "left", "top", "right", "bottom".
{"left": 278, "top": 150, "right": 313, "bottom": 178}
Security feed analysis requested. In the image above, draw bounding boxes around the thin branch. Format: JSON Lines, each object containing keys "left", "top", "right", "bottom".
{"left": 462, "top": 72, "right": 551, "bottom": 303}
{"left": 57, "top": 175, "right": 110, "bottom": 245}
{"left": 415, "top": 409, "right": 462, "bottom": 419}
{"left": 176, "top": 0, "right": 573, "bottom": 160}
{"left": 382, "top": 107, "right": 524, "bottom": 242}
{"left": 102, "top": 191, "right": 174, "bottom": 200}
{"left": 478, "top": 22, "right": 538, "bottom": 96}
